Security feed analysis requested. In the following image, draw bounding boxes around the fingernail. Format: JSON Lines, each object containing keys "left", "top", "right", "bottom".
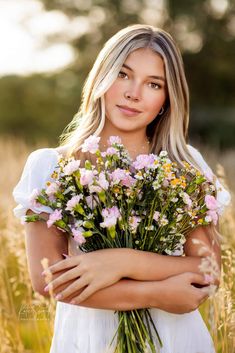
{"left": 44, "top": 284, "right": 52, "bottom": 292}
{"left": 41, "top": 269, "right": 50, "bottom": 276}
{"left": 70, "top": 299, "right": 76, "bottom": 304}
{"left": 62, "top": 253, "right": 69, "bottom": 258}
{"left": 55, "top": 293, "right": 62, "bottom": 300}
{"left": 204, "top": 274, "right": 214, "bottom": 283}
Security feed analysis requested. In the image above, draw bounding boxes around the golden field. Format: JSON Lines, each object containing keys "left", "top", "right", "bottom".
{"left": 1, "top": 136, "right": 234, "bottom": 353}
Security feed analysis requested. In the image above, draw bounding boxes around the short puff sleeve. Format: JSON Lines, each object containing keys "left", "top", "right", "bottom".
{"left": 12, "top": 148, "right": 59, "bottom": 223}
{"left": 188, "top": 145, "right": 231, "bottom": 215}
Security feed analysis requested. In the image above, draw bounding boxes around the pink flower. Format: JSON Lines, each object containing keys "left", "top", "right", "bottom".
{"left": 80, "top": 169, "right": 95, "bottom": 186}
{"left": 108, "top": 136, "right": 122, "bottom": 145}
{"left": 132, "top": 154, "right": 155, "bottom": 170}
{"left": 205, "top": 195, "right": 218, "bottom": 210}
{"left": 162, "top": 179, "right": 169, "bottom": 187}
{"left": 100, "top": 206, "right": 121, "bottom": 228}
{"left": 89, "top": 185, "right": 102, "bottom": 193}
{"left": 129, "top": 216, "right": 141, "bottom": 233}
{"left": 65, "top": 195, "right": 82, "bottom": 212}
{"left": 106, "top": 147, "right": 118, "bottom": 156}
{"left": 97, "top": 172, "right": 109, "bottom": 190}
{"left": 111, "top": 169, "right": 135, "bottom": 187}
{"left": 111, "top": 168, "right": 126, "bottom": 183}
{"left": 153, "top": 211, "right": 160, "bottom": 221}
{"left": 81, "top": 135, "right": 100, "bottom": 154}
{"left": 205, "top": 210, "right": 218, "bottom": 225}
{"left": 85, "top": 195, "right": 98, "bottom": 209}
{"left": 71, "top": 227, "right": 86, "bottom": 245}
{"left": 47, "top": 209, "right": 62, "bottom": 228}
{"left": 45, "top": 182, "right": 61, "bottom": 196}
{"left": 29, "top": 188, "right": 41, "bottom": 208}
{"left": 64, "top": 159, "right": 81, "bottom": 175}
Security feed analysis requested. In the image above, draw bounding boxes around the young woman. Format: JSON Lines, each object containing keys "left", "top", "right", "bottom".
{"left": 13, "top": 24, "right": 230, "bottom": 353}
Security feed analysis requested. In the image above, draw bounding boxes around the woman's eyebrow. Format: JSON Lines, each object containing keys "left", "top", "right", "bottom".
{"left": 122, "top": 63, "right": 165, "bottom": 82}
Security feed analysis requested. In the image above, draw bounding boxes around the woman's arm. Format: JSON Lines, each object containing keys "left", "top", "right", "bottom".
{"left": 125, "top": 225, "right": 221, "bottom": 283}
{"left": 24, "top": 211, "right": 208, "bottom": 313}
{"left": 55, "top": 272, "right": 208, "bottom": 314}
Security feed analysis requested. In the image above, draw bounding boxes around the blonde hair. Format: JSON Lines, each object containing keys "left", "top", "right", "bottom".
{"left": 59, "top": 24, "right": 199, "bottom": 169}
{"left": 59, "top": 24, "right": 221, "bottom": 244}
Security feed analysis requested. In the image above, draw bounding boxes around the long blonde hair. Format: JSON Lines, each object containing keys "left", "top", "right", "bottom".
{"left": 59, "top": 24, "right": 198, "bottom": 168}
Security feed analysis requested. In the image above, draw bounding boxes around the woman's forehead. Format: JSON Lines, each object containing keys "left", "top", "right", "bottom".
{"left": 123, "top": 48, "right": 165, "bottom": 77}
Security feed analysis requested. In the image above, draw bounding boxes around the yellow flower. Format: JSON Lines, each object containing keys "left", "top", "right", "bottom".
{"left": 51, "top": 171, "right": 58, "bottom": 179}
{"left": 163, "top": 163, "right": 172, "bottom": 173}
{"left": 171, "top": 178, "right": 180, "bottom": 187}
{"left": 113, "top": 187, "right": 119, "bottom": 193}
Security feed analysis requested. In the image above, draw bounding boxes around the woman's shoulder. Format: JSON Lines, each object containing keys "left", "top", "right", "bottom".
{"left": 186, "top": 144, "right": 210, "bottom": 171}
{"left": 27, "top": 145, "right": 69, "bottom": 164}
{"left": 186, "top": 144, "right": 231, "bottom": 211}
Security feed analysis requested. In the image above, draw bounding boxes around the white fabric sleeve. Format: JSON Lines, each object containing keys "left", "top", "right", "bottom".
{"left": 187, "top": 144, "right": 231, "bottom": 215}
{"left": 12, "top": 148, "right": 59, "bottom": 223}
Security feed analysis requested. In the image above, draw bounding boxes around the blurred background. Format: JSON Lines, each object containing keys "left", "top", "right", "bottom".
{"left": 0, "top": 0, "right": 234, "bottom": 149}
{"left": 1, "top": 1, "right": 234, "bottom": 352}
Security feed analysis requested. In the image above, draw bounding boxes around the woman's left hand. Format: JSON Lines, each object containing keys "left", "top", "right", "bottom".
{"left": 42, "top": 248, "right": 131, "bottom": 304}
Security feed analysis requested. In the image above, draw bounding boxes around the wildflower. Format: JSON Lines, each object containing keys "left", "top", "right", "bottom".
{"left": 132, "top": 154, "right": 155, "bottom": 170}
{"left": 89, "top": 184, "right": 102, "bottom": 193}
{"left": 80, "top": 169, "right": 96, "bottom": 186}
{"left": 45, "top": 182, "right": 61, "bottom": 197}
{"left": 129, "top": 216, "right": 141, "bottom": 233}
{"left": 108, "top": 136, "right": 122, "bottom": 145}
{"left": 29, "top": 188, "right": 41, "bottom": 207}
{"left": 81, "top": 135, "right": 100, "bottom": 153}
{"left": 159, "top": 216, "right": 168, "bottom": 226}
{"left": 64, "top": 159, "right": 81, "bottom": 175}
{"left": 65, "top": 195, "right": 83, "bottom": 212}
{"left": 171, "top": 178, "right": 181, "bottom": 187}
{"left": 85, "top": 195, "right": 98, "bottom": 210}
{"left": 205, "top": 195, "right": 218, "bottom": 211}
{"left": 105, "top": 147, "right": 118, "bottom": 156}
{"left": 205, "top": 210, "right": 218, "bottom": 225}
{"left": 152, "top": 180, "right": 161, "bottom": 190}
{"left": 159, "top": 151, "right": 168, "bottom": 157}
{"left": 111, "top": 168, "right": 135, "bottom": 187}
{"left": 47, "top": 209, "right": 63, "bottom": 228}
{"left": 100, "top": 206, "right": 121, "bottom": 228}
{"left": 71, "top": 227, "right": 86, "bottom": 245}
{"left": 153, "top": 211, "right": 160, "bottom": 221}
{"left": 181, "top": 192, "right": 192, "bottom": 208}
{"left": 97, "top": 172, "right": 109, "bottom": 190}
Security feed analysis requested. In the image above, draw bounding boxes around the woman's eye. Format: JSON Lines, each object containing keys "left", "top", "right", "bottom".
{"left": 149, "top": 82, "right": 161, "bottom": 90}
{"left": 118, "top": 71, "right": 128, "bottom": 79}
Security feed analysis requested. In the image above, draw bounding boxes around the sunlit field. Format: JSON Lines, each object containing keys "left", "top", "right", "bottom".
{"left": 1, "top": 136, "right": 234, "bottom": 353}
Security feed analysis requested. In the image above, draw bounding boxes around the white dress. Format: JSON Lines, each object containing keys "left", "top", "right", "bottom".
{"left": 12, "top": 145, "right": 231, "bottom": 353}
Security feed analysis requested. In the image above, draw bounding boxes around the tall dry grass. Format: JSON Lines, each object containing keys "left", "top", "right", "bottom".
{"left": 1, "top": 136, "right": 234, "bottom": 353}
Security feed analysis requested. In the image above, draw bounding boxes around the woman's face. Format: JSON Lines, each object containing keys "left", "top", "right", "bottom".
{"left": 104, "top": 47, "right": 167, "bottom": 135}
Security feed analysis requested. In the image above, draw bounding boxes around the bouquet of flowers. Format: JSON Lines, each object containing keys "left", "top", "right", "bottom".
{"left": 25, "top": 135, "right": 219, "bottom": 353}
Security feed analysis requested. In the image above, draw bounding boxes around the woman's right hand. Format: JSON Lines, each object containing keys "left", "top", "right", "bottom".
{"left": 152, "top": 272, "right": 210, "bottom": 314}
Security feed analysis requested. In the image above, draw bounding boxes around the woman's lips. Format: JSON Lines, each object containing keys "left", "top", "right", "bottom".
{"left": 116, "top": 105, "right": 142, "bottom": 117}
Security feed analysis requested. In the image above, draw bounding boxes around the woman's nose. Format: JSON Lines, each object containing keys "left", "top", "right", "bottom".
{"left": 124, "top": 83, "right": 141, "bottom": 101}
